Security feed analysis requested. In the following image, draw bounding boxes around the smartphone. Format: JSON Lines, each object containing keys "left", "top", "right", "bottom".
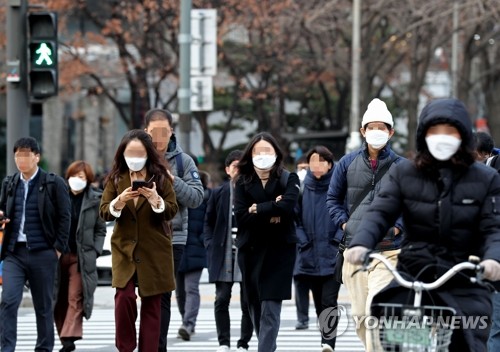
{"left": 0, "top": 214, "right": 8, "bottom": 222}
{"left": 131, "top": 175, "right": 154, "bottom": 191}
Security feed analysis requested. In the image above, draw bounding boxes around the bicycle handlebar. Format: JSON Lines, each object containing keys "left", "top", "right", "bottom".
{"left": 363, "top": 252, "right": 483, "bottom": 291}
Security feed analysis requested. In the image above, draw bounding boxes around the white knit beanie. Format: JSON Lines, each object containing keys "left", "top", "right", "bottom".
{"left": 361, "top": 98, "right": 394, "bottom": 128}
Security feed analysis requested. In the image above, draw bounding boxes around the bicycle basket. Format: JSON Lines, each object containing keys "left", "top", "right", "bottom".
{"left": 369, "top": 303, "right": 457, "bottom": 352}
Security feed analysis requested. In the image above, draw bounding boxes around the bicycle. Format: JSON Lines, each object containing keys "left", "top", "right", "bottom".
{"left": 361, "top": 252, "right": 484, "bottom": 352}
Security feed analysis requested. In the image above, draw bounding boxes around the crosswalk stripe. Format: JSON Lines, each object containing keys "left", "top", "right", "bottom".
{"left": 14, "top": 303, "right": 365, "bottom": 352}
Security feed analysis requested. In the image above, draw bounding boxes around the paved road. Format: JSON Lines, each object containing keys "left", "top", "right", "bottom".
{"left": 12, "top": 281, "right": 365, "bottom": 351}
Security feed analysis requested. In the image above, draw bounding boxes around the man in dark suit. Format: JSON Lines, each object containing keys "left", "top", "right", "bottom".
{"left": 0, "top": 137, "right": 71, "bottom": 352}
{"left": 204, "top": 150, "right": 253, "bottom": 352}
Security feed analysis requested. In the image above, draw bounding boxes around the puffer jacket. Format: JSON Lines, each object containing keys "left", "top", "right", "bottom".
{"left": 326, "top": 143, "right": 404, "bottom": 250}
{"left": 294, "top": 168, "right": 342, "bottom": 277}
{"left": 350, "top": 98, "right": 500, "bottom": 352}
{"left": 350, "top": 98, "right": 500, "bottom": 264}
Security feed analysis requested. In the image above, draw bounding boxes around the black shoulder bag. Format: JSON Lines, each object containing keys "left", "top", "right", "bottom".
{"left": 334, "top": 156, "right": 396, "bottom": 283}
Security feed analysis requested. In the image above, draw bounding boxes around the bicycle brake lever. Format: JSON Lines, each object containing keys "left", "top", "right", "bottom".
{"left": 361, "top": 250, "right": 374, "bottom": 269}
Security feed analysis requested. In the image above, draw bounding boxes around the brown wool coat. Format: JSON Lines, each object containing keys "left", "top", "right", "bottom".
{"left": 99, "top": 172, "right": 178, "bottom": 297}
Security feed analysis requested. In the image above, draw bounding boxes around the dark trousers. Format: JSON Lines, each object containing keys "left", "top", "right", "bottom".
{"left": 115, "top": 279, "right": 162, "bottom": 352}
{"left": 215, "top": 281, "right": 254, "bottom": 348}
{"left": 247, "top": 299, "right": 282, "bottom": 352}
{"left": 293, "top": 276, "right": 311, "bottom": 324}
{"left": 308, "top": 275, "right": 341, "bottom": 349}
{"left": 158, "top": 244, "right": 184, "bottom": 352}
{"left": 0, "top": 245, "right": 58, "bottom": 352}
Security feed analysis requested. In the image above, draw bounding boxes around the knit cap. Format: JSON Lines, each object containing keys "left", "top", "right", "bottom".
{"left": 361, "top": 98, "right": 394, "bottom": 128}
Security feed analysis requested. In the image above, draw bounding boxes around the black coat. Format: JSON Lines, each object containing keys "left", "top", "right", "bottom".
{"left": 234, "top": 171, "right": 299, "bottom": 300}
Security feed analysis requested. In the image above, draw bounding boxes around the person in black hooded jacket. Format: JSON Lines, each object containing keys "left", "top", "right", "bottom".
{"left": 346, "top": 98, "right": 500, "bottom": 352}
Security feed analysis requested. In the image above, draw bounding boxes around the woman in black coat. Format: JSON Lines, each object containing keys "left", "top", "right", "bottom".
{"left": 234, "top": 132, "right": 300, "bottom": 352}
{"left": 346, "top": 98, "right": 500, "bottom": 352}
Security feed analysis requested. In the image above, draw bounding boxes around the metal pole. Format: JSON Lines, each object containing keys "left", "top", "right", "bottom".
{"left": 451, "top": 0, "right": 459, "bottom": 98}
{"left": 7, "top": 0, "right": 30, "bottom": 174}
{"left": 178, "top": 0, "right": 192, "bottom": 153}
{"left": 347, "top": 0, "right": 361, "bottom": 152}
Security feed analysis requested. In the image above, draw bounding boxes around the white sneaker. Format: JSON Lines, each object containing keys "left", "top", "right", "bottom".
{"left": 321, "top": 344, "right": 334, "bottom": 352}
{"left": 216, "top": 346, "right": 230, "bottom": 352}
{"left": 236, "top": 348, "right": 248, "bottom": 351}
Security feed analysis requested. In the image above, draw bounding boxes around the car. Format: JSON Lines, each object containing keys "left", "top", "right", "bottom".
{"left": 96, "top": 222, "right": 113, "bottom": 285}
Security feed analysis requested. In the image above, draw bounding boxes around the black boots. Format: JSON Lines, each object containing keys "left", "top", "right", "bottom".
{"left": 59, "top": 338, "right": 76, "bottom": 352}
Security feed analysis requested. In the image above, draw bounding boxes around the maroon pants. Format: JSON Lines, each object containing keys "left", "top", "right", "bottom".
{"left": 115, "top": 279, "right": 162, "bottom": 352}
{"left": 54, "top": 253, "right": 83, "bottom": 341}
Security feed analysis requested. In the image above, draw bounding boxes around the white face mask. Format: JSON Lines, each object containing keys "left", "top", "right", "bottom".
{"left": 425, "top": 134, "right": 462, "bottom": 161}
{"left": 68, "top": 177, "right": 87, "bottom": 192}
{"left": 125, "top": 157, "right": 147, "bottom": 172}
{"left": 365, "top": 130, "right": 390, "bottom": 149}
{"left": 252, "top": 154, "right": 277, "bottom": 170}
{"left": 297, "top": 169, "right": 307, "bottom": 182}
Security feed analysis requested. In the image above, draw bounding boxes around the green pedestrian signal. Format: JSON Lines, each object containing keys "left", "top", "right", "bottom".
{"left": 33, "top": 43, "right": 54, "bottom": 67}
{"left": 27, "top": 12, "right": 58, "bottom": 99}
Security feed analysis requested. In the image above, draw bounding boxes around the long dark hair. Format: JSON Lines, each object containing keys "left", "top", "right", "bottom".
{"left": 236, "top": 132, "right": 284, "bottom": 184}
{"left": 414, "top": 140, "right": 475, "bottom": 175}
{"left": 105, "top": 130, "right": 171, "bottom": 193}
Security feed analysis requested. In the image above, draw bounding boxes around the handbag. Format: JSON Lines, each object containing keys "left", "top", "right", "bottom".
{"left": 334, "top": 155, "right": 397, "bottom": 284}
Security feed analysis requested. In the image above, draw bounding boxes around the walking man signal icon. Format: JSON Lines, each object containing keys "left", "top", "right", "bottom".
{"left": 34, "top": 43, "right": 53, "bottom": 66}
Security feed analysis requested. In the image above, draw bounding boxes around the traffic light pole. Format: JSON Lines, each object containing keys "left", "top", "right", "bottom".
{"left": 6, "top": 0, "right": 30, "bottom": 174}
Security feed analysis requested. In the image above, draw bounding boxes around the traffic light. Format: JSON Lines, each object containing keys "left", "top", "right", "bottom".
{"left": 27, "top": 12, "right": 58, "bottom": 99}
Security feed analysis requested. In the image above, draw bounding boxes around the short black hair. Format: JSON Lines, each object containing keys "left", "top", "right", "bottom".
{"left": 306, "top": 145, "right": 335, "bottom": 164}
{"left": 143, "top": 108, "right": 173, "bottom": 128}
{"left": 225, "top": 150, "right": 242, "bottom": 167}
{"left": 295, "top": 155, "right": 308, "bottom": 166}
{"left": 13, "top": 137, "right": 41, "bottom": 154}
{"left": 474, "top": 132, "right": 495, "bottom": 154}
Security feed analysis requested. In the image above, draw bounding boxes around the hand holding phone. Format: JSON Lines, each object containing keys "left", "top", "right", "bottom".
{"left": 132, "top": 175, "right": 155, "bottom": 191}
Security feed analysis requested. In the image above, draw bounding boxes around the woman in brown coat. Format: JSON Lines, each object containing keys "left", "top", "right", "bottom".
{"left": 100, "top": 130, "right": 178, "bottom": 352}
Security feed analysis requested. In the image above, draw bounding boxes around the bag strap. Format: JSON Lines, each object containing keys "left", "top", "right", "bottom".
{"left": 349, "top": 155, "right": 396, "bottom": 215}
{"left": 175, "top": 153, "right": 184, "bottom": 178}
{"left": 338, "top": 156, "right": 396, "bottom": 250}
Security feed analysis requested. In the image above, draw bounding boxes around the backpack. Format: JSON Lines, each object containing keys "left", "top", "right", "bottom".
{"left": 486, "top": 155, "right": 500, "bottom": 172}
{"left": 279, "top": 170, "right": 304, "bottom": 195}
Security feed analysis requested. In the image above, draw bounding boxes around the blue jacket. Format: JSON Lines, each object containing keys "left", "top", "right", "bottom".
{"left": 178, "top": 188, "right": 210, "bottom": 273}
{"left": 326, "top": 143, "right": 404, "bottom": 250}
{"left": 0, "top": 169, "right": 71, "bottom": 258}
{"left": 294, "top": 168, "right": 342, "bottom": 277}
{"left": 204, "top": 181, "right": 232, "bottom": 282}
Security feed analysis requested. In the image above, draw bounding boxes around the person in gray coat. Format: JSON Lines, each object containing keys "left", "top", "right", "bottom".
{"left": 54, "top": 161, "right": 107, "bottom": 352}
{"left": 143, "top": 108, "right": 204, "bottom": 352}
